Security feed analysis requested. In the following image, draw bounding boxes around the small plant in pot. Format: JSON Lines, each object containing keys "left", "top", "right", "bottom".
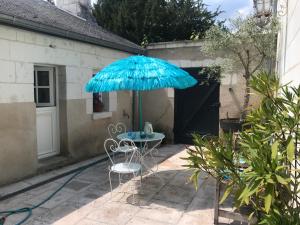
{"left": 200, "top": 16, "right": 278, "bottom": 132}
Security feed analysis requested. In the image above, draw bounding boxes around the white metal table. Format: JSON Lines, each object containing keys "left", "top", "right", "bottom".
{"left": 117, "top": 131, "right": 165, "bottom": 173}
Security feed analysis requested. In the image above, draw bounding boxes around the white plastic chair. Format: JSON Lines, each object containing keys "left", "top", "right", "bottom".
{"left": 104, "top": 138, "right": 142, "bottom": 202}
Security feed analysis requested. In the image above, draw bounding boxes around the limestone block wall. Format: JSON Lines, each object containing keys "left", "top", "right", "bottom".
{"left": 146, "top": 41, "right": 260, "bottom": 141}
{"left": 0, "top": 24, "right": 133, "bottom": 185}
{"left": 277, "top": 0, "right": 300, "bottom": 86}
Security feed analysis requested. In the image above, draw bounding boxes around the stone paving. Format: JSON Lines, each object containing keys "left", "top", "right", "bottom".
{"left": 0, "top": 145, "right": 238, "bottom": 225}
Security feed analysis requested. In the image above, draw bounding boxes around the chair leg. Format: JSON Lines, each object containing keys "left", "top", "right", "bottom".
{"left": 131, "top": 172, "right": 136, "bottom": 204}
{"left": 109, "top": 171, "right": 113, "bottom": 198}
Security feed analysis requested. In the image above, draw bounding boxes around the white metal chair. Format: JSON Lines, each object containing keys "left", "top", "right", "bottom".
{"left": 104, "top": 138, "right": 142, "bottom": 202}
{"left": 107, "top": 122, "right": 136, "bottom": 156}
{"left": 107, "top": 122, "right": 127, "bottom": 139}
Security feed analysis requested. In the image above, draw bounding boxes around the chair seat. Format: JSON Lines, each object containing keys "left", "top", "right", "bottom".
{"left": 111, "top": 162, "right": 141, "bottom": 174}
{"left": 116, "top": 145, "right": 138, "bottom": 153}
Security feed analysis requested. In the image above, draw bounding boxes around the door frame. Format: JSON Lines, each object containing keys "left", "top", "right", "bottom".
{"left": 35, "top": 65, "right": 60, "bottom": 159}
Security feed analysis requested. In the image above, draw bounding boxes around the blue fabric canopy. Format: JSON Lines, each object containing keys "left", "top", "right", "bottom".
{"left": 85, "top": 55, "right": 197, "bottom": 92}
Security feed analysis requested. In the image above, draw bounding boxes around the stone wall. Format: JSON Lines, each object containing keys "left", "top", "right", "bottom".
{"left": 0, "top": 24, "right": 133, "bottom": 185}
{"left": 146, "top": 41, "right": 260, "bottom": 141}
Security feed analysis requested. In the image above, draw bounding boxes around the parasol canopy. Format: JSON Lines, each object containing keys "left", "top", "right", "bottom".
{"left": 85, "top": 55, "right": 197, "bottom": 92}
{"left": 85, "top": 55, "right": 197, "bottom": 131}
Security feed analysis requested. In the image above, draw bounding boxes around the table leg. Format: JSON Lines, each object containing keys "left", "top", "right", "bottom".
{"left": 140, "top": 139, "right": 163, "bottom": 177}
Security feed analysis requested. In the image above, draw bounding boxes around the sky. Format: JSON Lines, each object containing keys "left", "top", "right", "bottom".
{"left": 204, "top": 0, "right": 253, "bottom": 21}
{"left": 90, "top": 0, "right": 254, "bottom": 21}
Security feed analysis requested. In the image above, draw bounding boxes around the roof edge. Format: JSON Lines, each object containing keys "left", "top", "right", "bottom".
{"left": 0, "top": 13, "right": 145, "bottom": 55}
{"left": 146, "top": 40, "right": 203, "bottom": 50}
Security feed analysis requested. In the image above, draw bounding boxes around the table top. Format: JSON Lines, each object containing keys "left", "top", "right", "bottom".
{"left": 117, "top": 131, "right": 165, "bottom": 142}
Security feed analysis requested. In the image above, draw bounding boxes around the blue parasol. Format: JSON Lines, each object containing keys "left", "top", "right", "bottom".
{"left": 85, "top": 55, "right": 197, "bottom": 131}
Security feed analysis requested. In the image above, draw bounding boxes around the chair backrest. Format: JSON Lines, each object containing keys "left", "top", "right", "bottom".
{"left": 104, "top": 138, "right": 119, "bottom": 165}
{"left": 119, "top": 138, "right": 140, "bottom": 164}
{"left": 107, "top": 122, "right": 127, "bottom": 139}
{"left": 104, "top": 138, "right": 139, "bottom": 165}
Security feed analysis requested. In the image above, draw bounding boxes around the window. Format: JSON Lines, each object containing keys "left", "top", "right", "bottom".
{"left": 34, "top": 67, "right": 56, "bottom": 107}
{"left": 93, "top": 92, "right": 109, "bottom": 112}
{"left": 92, "top": 74, "right": 109, "bottom": 113}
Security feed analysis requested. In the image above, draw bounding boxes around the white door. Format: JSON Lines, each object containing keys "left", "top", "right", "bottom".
{"left": 34, "top": 67, "right": 59, "bottom": 159}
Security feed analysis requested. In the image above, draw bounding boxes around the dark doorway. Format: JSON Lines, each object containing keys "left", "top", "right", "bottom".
{"left": 174, "top": 67, "right": 220, "bottom": 144}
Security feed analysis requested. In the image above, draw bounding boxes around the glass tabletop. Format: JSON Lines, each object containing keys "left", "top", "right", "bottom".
{"left": 117, "top": 131, "right": 165, "bottom": 142}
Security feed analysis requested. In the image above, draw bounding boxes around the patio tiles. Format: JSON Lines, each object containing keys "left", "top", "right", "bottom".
{"left": 75, "top": 218, "right": 108, "bottom": 225}
{"left": 86, "top": 202, "right": 140, "bottom": 225}
{"left": 135, "top": 199, "right": 185, "bottom": 224}
{"left": 27, "top": 182, "right": 62, "bottom": 197}
{"left": 152, "top": 184, "right": 196, "bottom": 205}
{"left": 168, "top": 170, "right": 195, "bottom": 189}
{"left": 50, "top": 204, "right": 95, "bottom": 225}
{"left": 126, "top": 216, "right": 171, "bottom": 225}
{"left": 26, "top": 190, "right": 75, "bottom": 209}
{"left": 64, "top": 180, "right": 92, "bottom": 192}
{"left": 1, "top": 205, "right": 49, "bottom": 225}
{"left": 0, "top": 144, "right": 240, "bottom": 225}
{"left": 177, "top": 214, "right": 213, "bottom": 225}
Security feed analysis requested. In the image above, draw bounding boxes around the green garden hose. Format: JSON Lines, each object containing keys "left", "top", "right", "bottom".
{"left": 0, "top": 157, "right": 109, "bottom": 225}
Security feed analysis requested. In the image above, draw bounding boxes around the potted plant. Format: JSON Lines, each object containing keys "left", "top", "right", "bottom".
{"left": 198, "top": 16, "right": 278, "bottom": 132}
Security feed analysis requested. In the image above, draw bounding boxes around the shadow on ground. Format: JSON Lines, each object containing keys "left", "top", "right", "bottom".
{"left": 0, "top": 144, "right": 241, "bottom": 225}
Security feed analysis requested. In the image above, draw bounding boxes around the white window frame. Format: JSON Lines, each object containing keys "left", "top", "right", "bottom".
{"left": 89, "top": 70, "right": 117, "bottom": 120}
{"left": 93, "top": 92, "right": 110, "bottom": 113}
{"left": 34, "top": 67, "right": 55, "bottom": 107}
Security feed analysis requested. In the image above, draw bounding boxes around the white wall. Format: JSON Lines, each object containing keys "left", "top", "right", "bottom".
{"left": 277, "top": 0, "right": 300, "bottom": 86}
{"left": 0, "top": 24, "right": 131, "bottom": 110}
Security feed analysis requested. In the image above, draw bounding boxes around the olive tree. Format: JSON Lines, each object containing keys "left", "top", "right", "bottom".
{"left": 202, "top": 16, "right": 278, "bottom": 120}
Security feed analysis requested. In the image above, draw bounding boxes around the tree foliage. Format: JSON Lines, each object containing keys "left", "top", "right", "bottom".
{"left": 184, "top": 72, "right": 300, "bottom": 224}
{"left": 201, "top": 16, "right": 278, "bottom": 119}
{"left": 93, "top": 0, "right": 221, "bottom": 44}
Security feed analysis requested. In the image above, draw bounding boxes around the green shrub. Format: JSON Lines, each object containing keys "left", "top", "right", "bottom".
{"left": 184, "top": 72, "right": 300, "bottom": 224}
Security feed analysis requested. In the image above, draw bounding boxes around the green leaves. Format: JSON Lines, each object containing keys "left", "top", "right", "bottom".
{"left": 286, "top": 139, "right": 295, "bottom": 163}
{"left": 93, "top": 0, "right": 221, "bottom": 44}
{"left": 264, "top": 192, "right": 272, "bottom": 213}
{"left": 275, "top": 174, "right": 289, "bottom": 185}
{"left": 271, "top": 141, "right": 279, "bottom": 160}
{"left": 184, "top": 72, "right": 300, "bottom": 225}
{"left": 264, "top": 185, "right": 273, "bottom": 213}
{"left": 220, "top": 185, "right": 233, "bottom": 204}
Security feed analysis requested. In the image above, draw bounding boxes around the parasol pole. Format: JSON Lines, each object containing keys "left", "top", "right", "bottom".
{"left": 138, "top": 91, "right": 143, "bottom": 132}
